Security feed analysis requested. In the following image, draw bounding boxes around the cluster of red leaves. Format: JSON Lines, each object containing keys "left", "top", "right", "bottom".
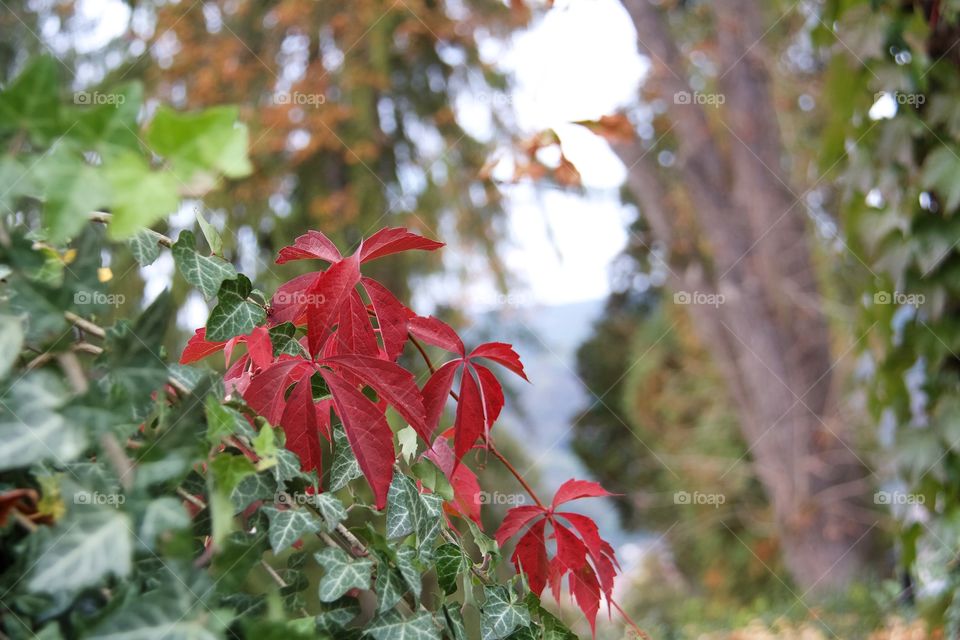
{"left": 179, "top": 227, "right": 619, "bottom": 626}
{"left": 495, "top": 480, "right": 620, "bottom": 634}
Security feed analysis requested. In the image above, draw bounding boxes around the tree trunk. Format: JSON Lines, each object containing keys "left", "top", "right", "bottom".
{"left": 615, "top": 0, "right": 876, "bottom": 592}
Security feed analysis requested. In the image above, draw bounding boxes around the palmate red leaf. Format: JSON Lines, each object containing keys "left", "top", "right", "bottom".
{"left": 243, "top": 360, "right": 313, "bottom": 426}
{"left": 180, "top": 328, "right": 227, "bottom": 364}
{"left": 269, "top": 272, "right": 319, "bottom": 325}
{"left": 469, "top": 342, "right": 528, "bottom": 381}
{"left": 494, "top": 505, "right": 546, "bottom": 546}
{"left": 306, "top": 254, "right": 360, "bottom": 357}
{"left": 556, "top": 512, "right": 615, "bottom": 602}
{"left": 322, "top": 354, "right": 428, "bottom": 440}
{"left": 331, "top": 292, "right": 379, "bottom": 358}
{"left": 512, "top": 518, "right": 549, "bottom": 596}
{"left": 453, "top": 368, "right": 484, "bottom": 467}
{"left": 279, "top": 372, "right": 325, "bottom": 474}
{"left": 408, "top": 316, "right": 465, "bottom": 356}
{"left": 361, "top": 277, "right": 413, "bottom": 362}
{"left": 276, "top": 230, "right": 343, "bottom": 264}
{"left": 422, "top": 360, "right": 460, "bottom": 438}
{"left": 247, "top": 326, "right": 273, "bottom": 370}
{"left": 318, "top": 368, "right": 394, "bottom": 509}
{"left": 569, "top": 565, "right": 601, "bottom": 637}
{"left": 552, "top": 479, "right": 614, "bottom": 508}
{"left": 472, "top": 363, "right": 504, "bottom": 432}
{"left": 359, "top": 227, "right": 444, "bottom": 263}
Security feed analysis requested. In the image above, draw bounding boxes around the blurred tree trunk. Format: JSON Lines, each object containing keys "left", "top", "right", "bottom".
{"left": 614, "top": 0, "right": 875, "bottom": 592}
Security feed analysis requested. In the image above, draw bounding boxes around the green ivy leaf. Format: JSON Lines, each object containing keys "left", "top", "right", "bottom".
{"left": 210, "top": 453, "right": 256, "bottom": 494}
{"left": 88, "top": 589, "right": 227, "bottom": 639}
{"left": 0, "top": 373, "right": 86, "bottom": 471}
{"left": 196, "top": 210, "right": 224, "bottom": 255}
{"left": 33, "top": 146, "right": 111, "bottom": 243}
{"left": 386, "top": 474, "right": 421, "bottom": 540}
{"left": 28, "top": 510, "right": 133, "bottom": 593}
{"left": 363, "top": 611, "right": 441, "bottom": 640}
{"left": 480, "top": 586, "right": 530, "bottom": 640}
{"left": 315, "top": 599, "right": 361, "bottom": 634}
{"left": 205, "top": 395, "right": 248, "bottom": 443}
{"left": 231, "top": 472, "right": 278, "bottom": 513}
{"left": 102, "top": 151, "right": 179, "bottom": 239}
{"left": 395, "top": 546, "right": 421, "bottom": 603}
{"left": 922, "top": 146, "right": 960, "bottom": 213}
{"left": 314, "top": 547, "right": 373, "bottom": 602}
{"left": 71, "top": 82, "right": 143, "bottom": 155}
{"left": 146, "top": 105, "right": 252, "bottom": 182}
{"left": 262, "top": 507, "right": 324, "bottom": 555}
{"left": 330, "top": 424, "right": 363, "bottom": 491}
{"left": 416, "top": 493, "right": 444, "bottom": 561}
{"left": 173, "top": 230, "right": 237, "bottom": 299}
{"left": 127, "top": 229, "right": 164, "bottom": 267}
{"left": 269, "top": 322, "right": 307, "bottom": 357}
{"left": 313, "top": 493, "right": 347, "bottom": 533}
{"left": 374, "top": 550, "right": 406, "bottom": 614}
{"left": 441, "top": 606, "right": 466, "bottom": 640}
{"left": 139, "top": 497, "right": 190, "bottom": 551}
{"left": 434, "top": 543, "right": 466, "bottom": 595}
{"left": 0, "top": 56, "right": 62, "bottom": 142}
{"left": 205, "top": 275, "right": 266, "bottom": 342}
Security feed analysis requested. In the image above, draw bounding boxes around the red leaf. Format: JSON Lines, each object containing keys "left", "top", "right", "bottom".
{"left": 243, "top": 360, "right": 312, "bottom": 426}
{"left": 453, "top": 368, "right": 484, "bottom": 467}
{"left": 322, "top": 354, "right": 428, "bottom": 440}
{"left": 472, "top": 363, "right": 504, "bottom": 433}
{"left": 331, "top": 291, "right": 379, "bottom": 358}
{"left": 247, "top": 326, "right": 274, "bottom": 370}
{"left": 553, "top": 521, "right": 588, "bottom": 573}
{"left": 551, "top": 479, "right": 614, "bottom": 508}
{"left": 494, "top": 505, "right": 546, "bottom": 546}
{"left": 359, "top": 228, "right": 444, "bottom": 263}
{"left": 421, "top": 360, "right": 461, "bottom": 439}
{"left": 179, "top": 328, "right": 226, "bottom": 364}
{"left": 279, "top": 372, "right": 324, "bottom": 473}
{"left": 569, "top": 564, "right": 601, "bottom": 637}
{"left": 512, "top": 518, "right": 549, "bottom": 596}
{"left": 269, "top": 272, "right": 320, "bottom": 325}
{"left": 318, "top": 368, "right": 394, "bottom": 509}
{"left": 276, "top": 230, "right": 343, "bottom": 264}
{"left": 555, "top": 512, "right": 616, "bottom": 602}
{"left": 425, "top": 438, "right": 482, "bottom": 525}
{"left": 361, "top": 277, "right": 414, "bottom": 361}
{"left": 408, "top": 316, "right": 465, "bottom": 356}
{"left": 306, "top": 254, "right": 360, "bottom": 357}
{"left": 469, "top": 342, "right": 528, "bottom": 381}
{"left": 224, "top": 353, "right": 252, "bottom": 396}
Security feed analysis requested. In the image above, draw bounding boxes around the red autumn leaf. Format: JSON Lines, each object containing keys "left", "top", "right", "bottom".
{"left": 247, "top": 326, "right": 273, "bottom": 370}
{"left": 359, "top": 227, "right": 444, "bottom": 263}
{"left": 552, "top": 479, "right": 614, "bottom": 508}
{"left": 318, "top": 368, "right": 394, "bottom": 509}
{"left": 269, "top": 272, "right": 320, "bottom": 325}
{"left": 279, "top": 372, "right": 325, "bottom": 474}
{"left": 243, "top": 360, "right": 313, "bottom": 426}
{"left": 408, "top": 316, "right": 465, "bottom": 356}
{"left": 179, "top": 328, "right": 227, "bottom": 364}
{"left": 453, "top": 368, "right": 484, "bottom": 467}
{"left": 306, "top": 254, "right": 361, "bottom": 357}
{"left": 512, "top": 517, "right": 549, "bottom": 595}
{"left": 331, "top": 291, "right": 380, "bottom": 358}
{"left": 472, "top": 362, "right": 504, "bottom": 432}
{"left": 322, "top": 354, "right": 428, "bottom": 440}
{"left": 276, "top": 230, "right": 343, "bottom": 264}
{"left": 421, "top": 360, "right": 461, "bottom": 438}
{"left": 361, "top": 277, "right": 414, "bottom": 361}
{"left": 494, "top": 505, "right": 546, "bottom": 546}
{"left": 570, "top": 564, "right": 601, "bottom": 636}
{"left": 469, "top": 342, "right": 528, "bottom": 381}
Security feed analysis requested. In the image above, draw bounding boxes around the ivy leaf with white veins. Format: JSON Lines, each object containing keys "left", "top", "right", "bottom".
{"left": 28, "top": 510, "right": 133, "bottom": 593}
{"left": 364, "top": 611, "right": 441, "bottom": 640}
{"left": 313, "top": 493, "right": 347, "bottom": 533}
{"left": 205, "top": 275, "right": 266, "bottom": 342}
{"left": 127, "top": 229, "right": 164, "bottom": 267}
{"left": 329, "top": 423, "right": 363, "bottom": 491}
{"left": 172, "top": 230, "right": 237, "bottom": 299}
{"left": 434, "top": 543, "right": 467, "bottom": 595}
{"left": 262, "top": 507, "right": 324, "bottom": 554}
{"left": 385, "top": 474, "right": 420, "bottom": 540}
{"left": 314, "top": 547, "right": 373, "bottom": 602}
{"left": 480, "top": 586, "right": 530, "bottom": 640}
{"left": 395, "top": 546, "right": 421, "bottom": 603}
{"left": 0, "top": 373, "right": 86, "bottom": 471}
{"left": 374, "top": 550, "right": 406, "bottom": 614}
